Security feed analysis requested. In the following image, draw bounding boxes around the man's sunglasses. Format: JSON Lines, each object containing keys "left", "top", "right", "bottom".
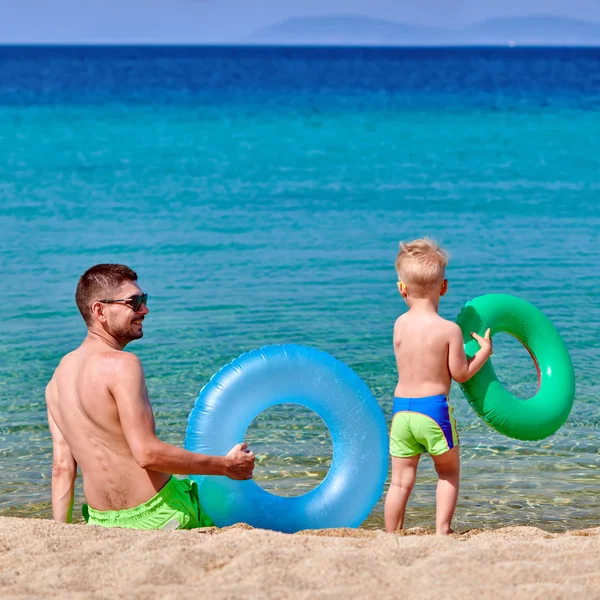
{"left": 98, "top": 293, "right": 148, "bottom": 312}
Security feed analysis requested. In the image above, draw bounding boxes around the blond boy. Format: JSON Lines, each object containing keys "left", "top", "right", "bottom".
{"left": 384, "top": 238, "right": 492, "bottom": 535}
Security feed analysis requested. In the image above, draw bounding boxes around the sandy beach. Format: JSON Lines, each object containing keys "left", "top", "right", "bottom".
{"left": 1, "top": 518, "right": 599, "bottom": 599}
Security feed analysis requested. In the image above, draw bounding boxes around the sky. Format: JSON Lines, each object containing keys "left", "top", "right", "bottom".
{"left": 0, "top": 0, "right": 599, "bottom": 43}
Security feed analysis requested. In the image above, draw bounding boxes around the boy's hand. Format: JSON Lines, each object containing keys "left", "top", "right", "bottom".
{"left": 471, "top": 328, "right": 493, "bottom": 357}
{"left": 225, "top": 443, "right": 255, "bottom": 480}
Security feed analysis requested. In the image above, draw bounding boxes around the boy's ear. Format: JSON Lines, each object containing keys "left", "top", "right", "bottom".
{"left": 440, "top": 279, "right": 448, "bottom": 297}
{"left": 397, "top": 281, "right": 408, "bottom": 298}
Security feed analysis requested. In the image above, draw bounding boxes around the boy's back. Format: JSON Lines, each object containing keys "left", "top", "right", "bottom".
{"left": 393, "top": 312, "right": 457, "bottom": 399}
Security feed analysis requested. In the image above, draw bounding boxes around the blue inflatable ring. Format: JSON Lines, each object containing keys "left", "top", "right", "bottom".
{"left": 184, "top": 345, "right": 388, "bottom": 533}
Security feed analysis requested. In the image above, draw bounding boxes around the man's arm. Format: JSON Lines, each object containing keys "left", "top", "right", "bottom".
{"left": 109, "top": 353, "right": 254, "bottom": 479}
{"left": 448, "top": 325, "right": 493, "bottom": 383}
{"left": 46, "top": 392, "right": 77, "bottom": 523}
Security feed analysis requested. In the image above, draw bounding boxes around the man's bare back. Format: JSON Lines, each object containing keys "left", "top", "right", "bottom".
{"left": 47, "top": 342, "right": 172, "bottom": 511}
{"left": 47, "top": 264, "right": 254, "bottom": 524}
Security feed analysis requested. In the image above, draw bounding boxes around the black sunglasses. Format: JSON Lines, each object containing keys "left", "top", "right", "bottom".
{"left": 99, "top": 293, "right": 148, "bottom": 312}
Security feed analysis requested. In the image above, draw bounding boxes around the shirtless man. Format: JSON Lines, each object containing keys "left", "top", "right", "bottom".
{"left": 46, "top": 263, "right": 254, "bottom": 530}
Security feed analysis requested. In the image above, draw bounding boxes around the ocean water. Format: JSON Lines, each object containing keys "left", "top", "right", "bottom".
{"left": 0, "top": 46, "right": 599, "bottom": 531}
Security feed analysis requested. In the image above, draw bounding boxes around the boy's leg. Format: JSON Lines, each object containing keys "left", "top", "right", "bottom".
{"left": 431, "top": 446, "right": 460, "bottom": 535}
{"left": 384, "top": 454, "right": 420, "bottom": 533}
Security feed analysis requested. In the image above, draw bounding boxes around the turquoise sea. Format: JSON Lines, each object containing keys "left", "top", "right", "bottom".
{"left": 0, "top": 46, "right": 599, "bottom": 531}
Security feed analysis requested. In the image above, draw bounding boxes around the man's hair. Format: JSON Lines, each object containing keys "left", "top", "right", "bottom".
{"left": 75, "top": 264, "right": 138, "bottom": 325}
{"left": 395, "top": 238, "right": 449, "bottom": 297}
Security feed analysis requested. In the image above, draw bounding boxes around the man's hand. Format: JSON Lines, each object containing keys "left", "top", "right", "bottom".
{"left": 224, "top": 443, "right": 255, "bottom": 480}
{"left": 471, "top": 328, "right": 493, "bottom": 358}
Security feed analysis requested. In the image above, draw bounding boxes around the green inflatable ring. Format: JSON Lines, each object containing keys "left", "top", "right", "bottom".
{"left": 456, "top": 294, "right": 575, "bottom": 441}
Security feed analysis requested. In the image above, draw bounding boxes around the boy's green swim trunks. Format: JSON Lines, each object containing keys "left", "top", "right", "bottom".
{"left": 390, "top": 394, "right": 459, "bottom": 458}
{"left": 82, "top": 476, "right": 215, "bottom": 530}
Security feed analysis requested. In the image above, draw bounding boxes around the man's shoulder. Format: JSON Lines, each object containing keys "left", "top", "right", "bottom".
{"left": 47, "top": 350, "right": 77, "bottom": 393}
{"left": 101, "top": 350, "right": 143, "bottom": 372}
{"left": 87, "top": 351, "right": 144, "bottom": 394}
{"left": 55, "top": 349, "right": 76, "bottom": 369}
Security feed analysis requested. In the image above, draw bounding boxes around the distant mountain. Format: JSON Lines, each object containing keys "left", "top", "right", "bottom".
{"left": 250, "top": 15, "right": 446, "bottom": 46}
{"left": 249, "top": 14, "right": 600, "bottom": 46}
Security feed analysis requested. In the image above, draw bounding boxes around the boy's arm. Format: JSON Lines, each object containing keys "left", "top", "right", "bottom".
{"left": 448, "top": 325, "right": 493, "bottom": 383}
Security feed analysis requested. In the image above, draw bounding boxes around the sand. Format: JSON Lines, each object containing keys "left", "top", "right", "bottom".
{"left": 1, "top": 518, "right": 600, "bottom": 599}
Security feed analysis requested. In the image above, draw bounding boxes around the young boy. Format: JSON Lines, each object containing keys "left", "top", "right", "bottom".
{"left": 384, "top": 238, "right": 492, "bottom": 535}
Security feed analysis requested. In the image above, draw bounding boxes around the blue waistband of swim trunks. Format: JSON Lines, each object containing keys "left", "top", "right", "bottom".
{"left": 393, "top": 394, "right": 448, "bottom": 414}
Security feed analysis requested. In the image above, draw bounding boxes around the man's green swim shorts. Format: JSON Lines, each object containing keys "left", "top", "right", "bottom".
{"left": 390, "top": 394, "right": 459, "bottom": 458}
{"left": 82, "top": 476, "right": 215, "bottom": 530}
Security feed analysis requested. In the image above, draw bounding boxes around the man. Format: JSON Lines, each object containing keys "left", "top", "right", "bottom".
{"left": 46, "top": 264, "right": 254, "bottom": 530}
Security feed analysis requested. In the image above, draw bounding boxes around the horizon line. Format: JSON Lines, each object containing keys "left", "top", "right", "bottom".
{"left": 1, "top": 42, "right": 600, "bottom": 48}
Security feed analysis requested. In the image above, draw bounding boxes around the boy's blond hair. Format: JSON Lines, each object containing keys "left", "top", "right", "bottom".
{"left": 395, "top": 238, "right": 449, "bottom": 297}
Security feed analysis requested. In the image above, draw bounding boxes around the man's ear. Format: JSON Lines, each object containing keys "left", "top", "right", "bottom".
{"left": 90, "top": 301, "right": 108, "bottom": 323}
{"left": 440, "top": 279, "right": 448, "bottom": 297}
